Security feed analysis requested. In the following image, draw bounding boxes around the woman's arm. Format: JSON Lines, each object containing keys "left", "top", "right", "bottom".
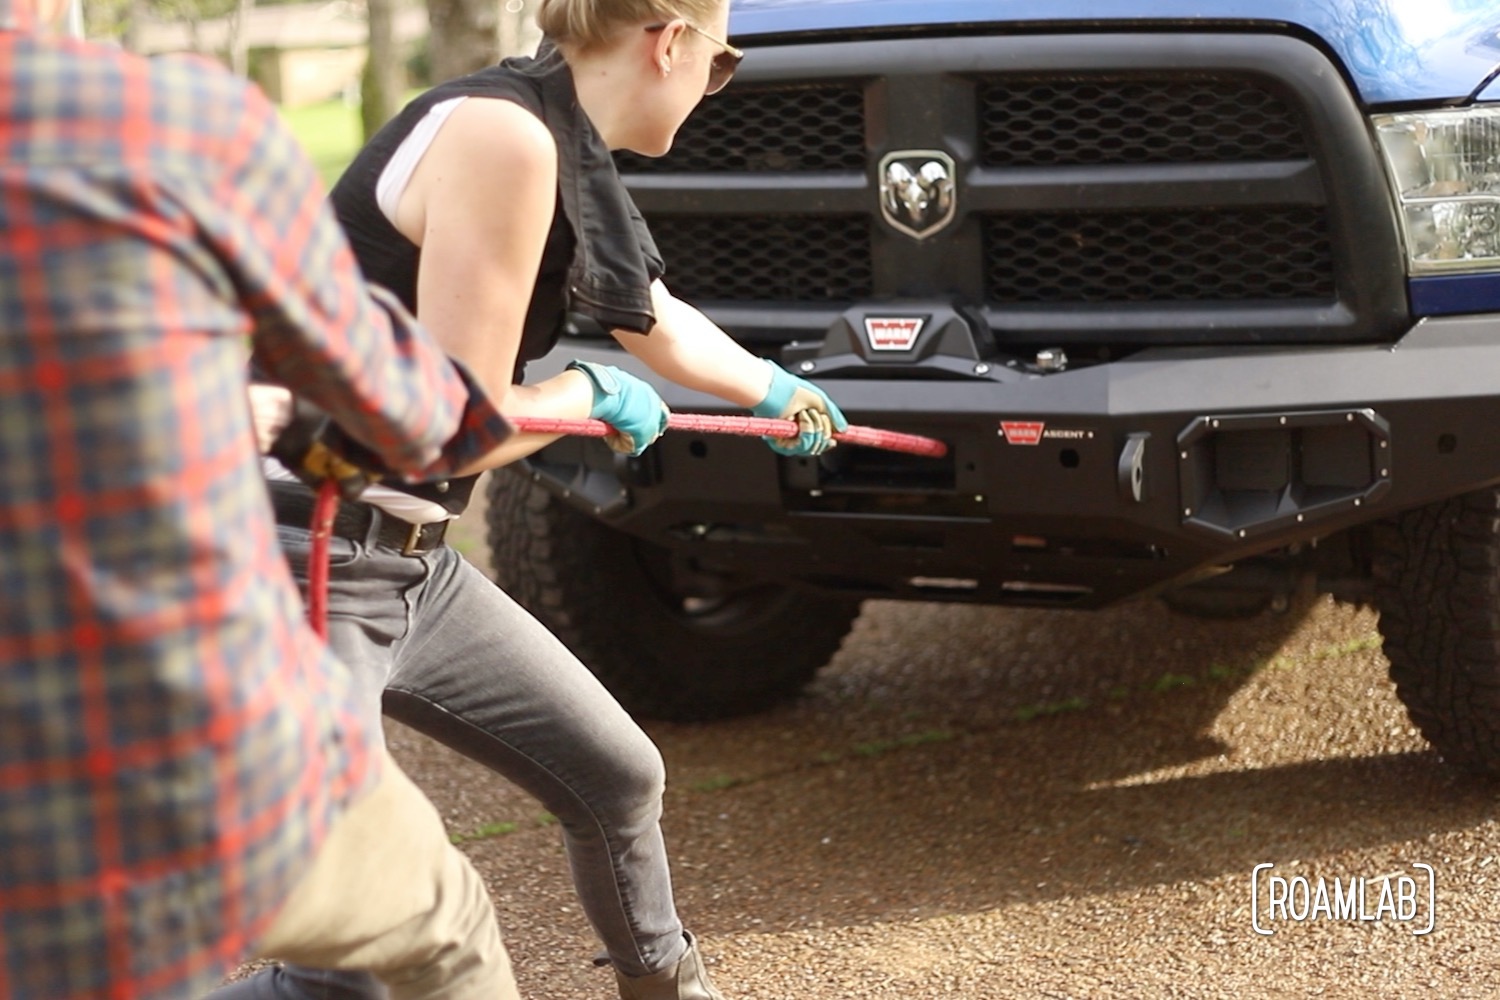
{"left": 614, "top": 280, "right": 846, "bottom": 455}
{"left": 395, "top": 97, "right": 600, "bottom": 471}
{"left": 398, "top": 98, "right": 555, "bottom": 407}
{"left": 613, "top": 280, "right": 775, "bottom": 407}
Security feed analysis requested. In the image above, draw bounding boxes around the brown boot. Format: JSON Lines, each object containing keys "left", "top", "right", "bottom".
{"left": 614, "top": 932, "right": 726, "bottom": 1000}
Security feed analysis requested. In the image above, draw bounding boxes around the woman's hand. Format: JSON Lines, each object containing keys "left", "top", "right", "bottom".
{"left": 567, "top": 360, "right": 670, "bottom": 456}
{"left": 751, "top": 361, "right": 848, "bottom": 456}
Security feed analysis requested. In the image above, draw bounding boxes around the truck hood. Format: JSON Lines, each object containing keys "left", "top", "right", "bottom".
{"left": 730, "top": 0, "right": 1500, "bottom": 106}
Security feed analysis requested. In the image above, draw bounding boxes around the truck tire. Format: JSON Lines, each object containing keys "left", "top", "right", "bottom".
{"left": 1372, "top": 487, "right": 1500, "bottom": 773}
{"left": 485, "top": 468, "right": 862, "bottom": 722}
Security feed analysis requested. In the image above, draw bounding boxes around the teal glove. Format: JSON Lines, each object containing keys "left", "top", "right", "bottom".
{"left": 751, "top": 360, "right": 848, "bottom": 456}
{"left": 567, "top": 360, "right": 669, "bottom": 456}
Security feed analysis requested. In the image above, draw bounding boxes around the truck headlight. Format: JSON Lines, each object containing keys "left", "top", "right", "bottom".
{"left": 1373, "top": 108, "right": 1500, "bottom": 274}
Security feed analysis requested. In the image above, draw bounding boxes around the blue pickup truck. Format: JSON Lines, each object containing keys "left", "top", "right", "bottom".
{"left": 487, "top": 0, "right": 1500, "bottom": 771}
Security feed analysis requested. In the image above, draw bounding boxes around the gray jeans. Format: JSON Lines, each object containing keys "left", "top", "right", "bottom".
{"left": 220, "top": 507, "right": 688, "bottom": 998}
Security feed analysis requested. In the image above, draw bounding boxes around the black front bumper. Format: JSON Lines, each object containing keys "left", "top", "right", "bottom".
{"left": 521, "top": 315, "right": 1500, "bottom": 608}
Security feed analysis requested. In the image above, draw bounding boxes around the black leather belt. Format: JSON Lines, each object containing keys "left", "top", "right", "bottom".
{"left": 268, "top": 482, "right": 449, "bottom": 556}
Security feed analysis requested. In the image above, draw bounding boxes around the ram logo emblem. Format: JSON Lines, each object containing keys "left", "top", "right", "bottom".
{"left": 878, "top": 150, "right": 957, "bottom": 240}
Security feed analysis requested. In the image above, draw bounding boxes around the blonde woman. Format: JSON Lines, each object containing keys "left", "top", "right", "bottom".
{"left": 231, "top": 3, "right": 845, "bottom": 999}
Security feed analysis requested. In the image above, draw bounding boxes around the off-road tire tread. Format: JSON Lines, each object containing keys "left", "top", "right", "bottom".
{"left": 1372, "top": 487, "right": 1500, "bottom": 772}
{"left": 485, "top": 469, "right": 860, "bottom": 721}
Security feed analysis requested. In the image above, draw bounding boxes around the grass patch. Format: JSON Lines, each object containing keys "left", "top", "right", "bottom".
{"left": 1014, "top": 697, "right": 1089, "bottom": 722}
{"left": 852, "top": 728, "right": 956, "bottom": 757}
{"left": 1206, "top": 662, "right": 1239, "bottom": 681}
{"left": 277, "top": 90, "right": 427, "bottom": 190}
{"left": 449, "top": 820, "right": 518, "bottom": 844}
{"left": 278, "top": 98, "right": 363, "bottom": 190}
{"left": 1316, "top": 635, "right": 1382, "bottom": 658}
{"left": 691, "top": 774, "right": 747, "bottom": 792}
{"left": 1150, "top": 672, "right": 1198, "bottom": 693}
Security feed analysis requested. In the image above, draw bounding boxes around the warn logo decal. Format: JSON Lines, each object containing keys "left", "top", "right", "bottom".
{"left": 998, "top": 422, "right": 1096, "bottom": 445}
{"left": 998, "top": 421, "right": 1045, "bottom": 445}
{"left": 863, "top": 316, "right": 925, "bottom": 351}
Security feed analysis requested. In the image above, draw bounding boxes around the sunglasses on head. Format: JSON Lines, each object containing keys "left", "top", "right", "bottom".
{"left": 645, "top": 20, "right": 745, "bottom": 95}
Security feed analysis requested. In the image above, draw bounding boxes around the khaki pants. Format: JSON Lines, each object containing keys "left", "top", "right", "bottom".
{"left": 251, "top": 750, "right": 518, "bottom": 1000}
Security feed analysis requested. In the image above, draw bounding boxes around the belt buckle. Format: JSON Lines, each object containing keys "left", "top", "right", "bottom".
{"left": 401, "top": 520, "right": 425, "bottom": 556}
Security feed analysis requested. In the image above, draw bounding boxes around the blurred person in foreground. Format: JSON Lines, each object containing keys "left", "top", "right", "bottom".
{"left": 230, "top": 1, "right": 845, "bottom": 999}
{"left": 0, "top": 0, "right": 519, "bottom": 996}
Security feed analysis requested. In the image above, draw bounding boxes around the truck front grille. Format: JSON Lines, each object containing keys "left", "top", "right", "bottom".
{"left": 616, "top": 82, "right": 867, "bottom": 174}
{"left": 650, "top": 215, "right": 873, "bottom": 301}
{"left": 983, "top": 207, "right": 1334, "bottom": 303}
{"left": 976, "top": 76, "right": 1308, "bottom": 167}
{"left": 616, "top": 32, "right": 1406, "bottom": 349}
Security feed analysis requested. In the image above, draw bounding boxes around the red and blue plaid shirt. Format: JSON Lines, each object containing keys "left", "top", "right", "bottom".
{"left": 0, "top": 16, "right": 510, "bottom": 999}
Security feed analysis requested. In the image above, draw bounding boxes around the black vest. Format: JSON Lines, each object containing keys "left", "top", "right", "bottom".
{"left": 330, "top": 43, "right": 664, "bottom": 513}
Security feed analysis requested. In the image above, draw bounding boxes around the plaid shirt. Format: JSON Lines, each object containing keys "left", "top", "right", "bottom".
{"left": 0, "top": 18, "right": 510, "bottom": 1000}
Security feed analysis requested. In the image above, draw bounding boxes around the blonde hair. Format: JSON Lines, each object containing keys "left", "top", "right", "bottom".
{"left": 535, "top": 0, "right": 726, "bottom": 50}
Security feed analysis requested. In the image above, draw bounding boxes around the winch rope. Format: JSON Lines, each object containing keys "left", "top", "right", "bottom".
{"left": 509, "top": 412, "right": 948, "bottom": 458}
{"left": 303, "top": 414, "right": 946, "bottom": 636}
{"left": 306, "top": 477, "right": 339, "bottom": 640}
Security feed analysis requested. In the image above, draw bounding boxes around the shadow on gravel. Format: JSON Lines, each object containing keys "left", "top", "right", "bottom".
{"left": 640, "top": 596, "right": 1498, "bottom": 933}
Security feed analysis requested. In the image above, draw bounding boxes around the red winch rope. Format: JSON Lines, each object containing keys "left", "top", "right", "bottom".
{"left": 510, "top": 412, "right": 949, "bottom": 458}
{"left": 306, "top": 477, "right": 340, "bottom": 640}
{"left": 304, "top": 414, "right": 946, "bottom": 636}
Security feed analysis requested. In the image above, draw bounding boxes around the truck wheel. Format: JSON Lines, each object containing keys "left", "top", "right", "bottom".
{"left": 485, "top": 469, "right": 862, "bottom": 722}
{"left": 1372, "top": 487, "right": 1500, "bottom": 773}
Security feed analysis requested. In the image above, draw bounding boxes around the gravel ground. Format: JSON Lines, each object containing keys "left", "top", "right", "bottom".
{"left": 261, "top": 477, "right": 1500, "bottom": 998}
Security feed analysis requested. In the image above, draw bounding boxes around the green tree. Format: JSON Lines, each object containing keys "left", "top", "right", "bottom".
{"left": 426, "top": 0, "right": 498, "bottom": 83}
{"left": 88, "top": 0, "right": 238, "bottom": 54}
{"left": 360, "top": 0, "right": 405, "bottom": 137}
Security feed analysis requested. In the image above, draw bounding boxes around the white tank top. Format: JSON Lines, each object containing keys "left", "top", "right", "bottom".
{"left": 376, "top": 96, "right": 468, "bottom": 225}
